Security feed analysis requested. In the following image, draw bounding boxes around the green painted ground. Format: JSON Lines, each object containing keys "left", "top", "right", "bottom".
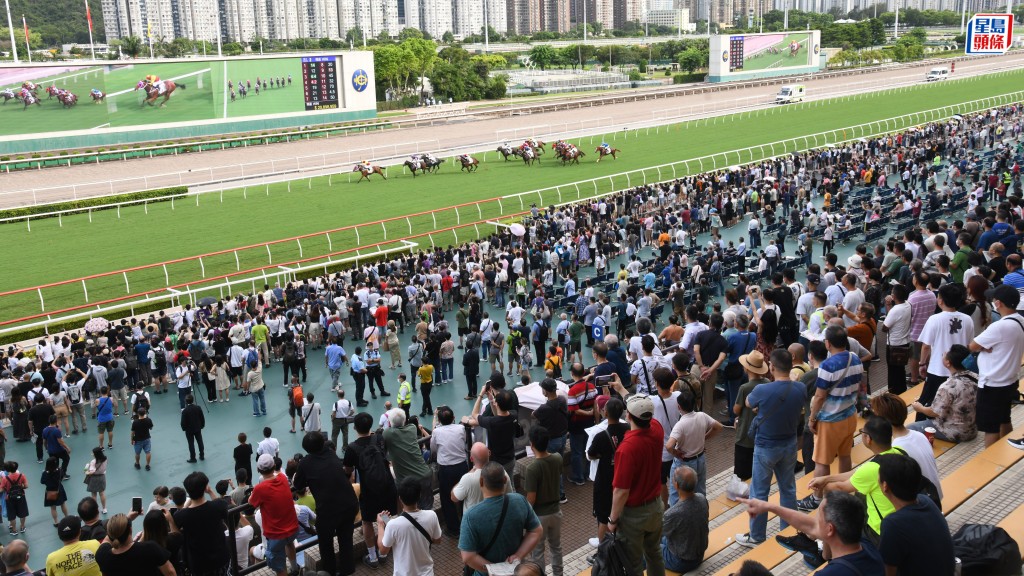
{"left": 1, "top": 69, "right": 1021, "bottom": 324}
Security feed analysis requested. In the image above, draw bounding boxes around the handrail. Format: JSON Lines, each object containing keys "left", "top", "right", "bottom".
{"left": 1, "top": 89, "right": 1018, "bottom": 335}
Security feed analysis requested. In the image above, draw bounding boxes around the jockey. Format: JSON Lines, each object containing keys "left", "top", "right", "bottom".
{"left": 361, "top": 159, "right": 372, "bottom": 171}
{"left": 423, "top": 153, "right": 437, "bottom": 164}
{"left": 144, "top": 74, "right": 167, "bottom": 95}
{"left": 22, "top": 82, "right": 35, "bottom": 92}
{"left": 600, "top": 142, "right": 611, "bottom": 153}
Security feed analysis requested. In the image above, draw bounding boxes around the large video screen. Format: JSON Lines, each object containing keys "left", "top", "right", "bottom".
{"left": 0, "top": 53, "right": 374, "bottom": 139}
{"left": 709, "top": 30, "right": 822, "bottom": 81}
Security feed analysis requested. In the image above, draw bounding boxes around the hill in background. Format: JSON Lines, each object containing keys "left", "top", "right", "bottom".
{"left": 2, "top": 0, "right": 104, "bottom": 51}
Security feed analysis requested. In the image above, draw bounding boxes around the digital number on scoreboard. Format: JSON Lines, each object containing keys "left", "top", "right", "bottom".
{"left": 301, "top": 56, "right": 339, "bottom": 111}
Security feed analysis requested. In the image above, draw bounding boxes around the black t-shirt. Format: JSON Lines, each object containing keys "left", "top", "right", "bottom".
{"left": 586, "top": 422, "right": 629, "bottom": 489}
{"left": 477, "top": 414, "right": 516, "bottom": 464}
{"left": 79, "top": 520, "right": 107, "bottom": 542}
{"left": 173, "top": 499, "right": 230, "bottom": 573}
{"left": 694, "top": 330, "right": 727, "bottom": 367}
{"left": 131, "top": 418, "right": 154, "bottom": 442}
{"left": 28, "top": 403, "right": 54, "bottom": 432}
{"left": 96, "top": 540, "right": 171, "bottom": 576}
{"left": 533, "top": 397, "right": 569, "bottom": 438}
{"left": 233, "top": 443, "right": 253, "bottom": 475}
{"left": 879, "top": 496, "right": 955, "bottom": 576}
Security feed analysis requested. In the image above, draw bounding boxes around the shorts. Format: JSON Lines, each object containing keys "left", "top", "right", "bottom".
{"left": 110, "top": 387, "right": 128, "bottom": 402}
{"left": 660, "top": 460, "right": 672, "bottom": 485}
{"left": 5, "top": 496, "right": 28, "bottom": 521}
{"left": 289, "top": 403, "right": 300, "bottom": 417}
{"left": 270, "top": 335, "right": 283, "bottom": 348}
{"left": 813, "top": 416, "right": 856, "bottom": 466}
{"left": 488, "top": 350, "right": 500, "bottom": 362}
{"left": 97, "top": 420, "right": 115, "bottom": 433}
{"left": 911, "top": 341, "right": 924, "bottom": 361}
{"left": 359, "top": 490, "right": 397, "bottom": 523}
{"left": 593, "top": 486, "right": 612, "bottom": 524}
{"left": 263, "top": 531, "right": 297, "bottom": 573}
{"left": 458, "top": 327, "right": 470, "bottom": 336}
{"left": 230, "top": 366, "right": 243, "bottom": 378}
{"left": 570, "top": 341, "right": 582, "bottom": 355}
{"left": 976, "top": 385, "right": 1017, "bottom": 433}
{"left": 133, "top": 438, "right": 152, "bottom": 454}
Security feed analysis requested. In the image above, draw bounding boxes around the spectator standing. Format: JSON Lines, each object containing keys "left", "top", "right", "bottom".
{"left": 692, "top": 314, "right": 728, "bottom": 414}
{"left": 324, "top": 339, "right": 348, "bottom": 391}
{"left": 173, "top": 472, "right": 231, "bottom": 576}
{"left": 465, "top": 388, "right": 518, "bottom": 480}
{"left": 343, "top": 412, "right": 398, "bottom": 568}
{"left": 737, "top": 349, "right": 807, "bottom": 547}
{"left": 533, "top": 379, "right": 569, "bottom": 503}
{"left": 330, "top": 390, "right": 354, "bottom": 452}
{"left": 246, "top": 356, "right": 268, "bottom": 417}
{"left": 41, "top": 415, "right": 72, "bottom": 480}
{"left": 907, "top": 272, "right": 937, "bottom": 389}
{"left": 459, "top": 462, "right": 542, "bottom": 576}
{"left": 300, "top": 392, "right": 322, "bottom": 434}
{"left": 661, "top": 466, "right": 709, "bottom": 574}
{"left": 383, "top": 409, "right": 434, "bottom": 512}
{"left": 293, "top": 431, "right": 359, "bottom": 576}
{"left": 462, "top": 343, "right": 481, "bottom": 400}
{"left": 41, "top": 457, "right": 69, "bottom": 531}
{"left": 46, "top": 516, "right": 101, "bottom": 576}
{"left": 799, "top": 326, "right": 863, "bottom": 512}
{"left": 917, "top": 283, "right": 975, "bottom": 416}
{"left": 665, "top": 386, "right": 723, "bottom": 502}
{"left": 452, "top": 442, "right": 511, "bottom": 512}
{"left": 881, "top": 285, "right": 912, "bottom": 394}
{"left": 180, "top": 395, "right": 206, "bottom": 463}
{"left": 377, "top": 477, "right": 442, "bottom": 575}
{"left": 566, "top": 363, "right": 598, "bottom": 486}
{"left": 29, "top": 396, "right": 55, "bottom": 463}
{"left": 970, "top": 285, "right": 1024, "bottom": 446}
{"left": 83, "top": 447, "right": 108, "bottom": 514}
{"left": 586, "top": 397, "right": 629, "bottom": 548}
{"left": 94, "top": 387, "right": 116, "bottom": 450}
{"left": 523, "top": 426, "right": 564, "bottom": 576}
{"left": 430, "top": 406, "right": 469, "bottom": 538}
{"left": 733, "top": 351, "right": 771, "bottom": 481}
{"left": 248, "top": 454, "right": 298, "bottom": 576}
{"left": 607, "top": 390, "right": 666, "bottom": 576}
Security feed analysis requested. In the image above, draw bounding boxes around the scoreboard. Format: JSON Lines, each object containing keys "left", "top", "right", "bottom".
{"left": 729, "top": 36, "right": 745, "bottom": 71}
{"left": 301, "top": 56, "right": 340, "bottom": 111}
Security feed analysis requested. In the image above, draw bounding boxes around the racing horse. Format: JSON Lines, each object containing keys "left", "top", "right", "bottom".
{"left": 353, "top": 163, "right": 387, "bottom": 182}
{"left": 45, "top": 85, "right": 61, "bottom": 99}
{"left": 788, "top": 40, "right": 801, "bottom": 57}
{"left": 0, "top": 89, "right": 16, "bottom": 104}
{"left": 557, "top": 145, "right": 585, "bottom": 165}
{"left": 595, "top": 146, "right": 621, "bottom": 163}
{"left": 524, "top": 139, "right": 546, "bottom": 154}
{"left": 496, "top": 143, "right": 516, "bottom": 161}
{"left": 458, "top": 155, "right": 480, "bottom": 172}
{"left": 19, "top": 91, "right": 41, "bottom": 110}
{"left": 58, "top": 91, "right": 78, "bottom": 108}
{"left": 404, "top": 156, "right": 441, "bottom": 177}
{"left": 136, "top": 80, "right": 185, "bottom": 107}
{"left": 514, "top": 147, "right": 540, "bottom": 166}
{"left": 90, "top": 89, "right": 106, "bottom": 103}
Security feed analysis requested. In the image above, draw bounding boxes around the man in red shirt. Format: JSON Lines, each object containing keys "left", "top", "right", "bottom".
{"left": 607, "top": 382, "right": 666, "bottom": 576}
{"left": 373, "top": 298, "right": 390, "bottom": 340}
{"left": 248, "top": 454, "right": 298, "bottom": 576}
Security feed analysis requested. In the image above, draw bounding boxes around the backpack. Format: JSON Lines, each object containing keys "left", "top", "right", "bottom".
{"left": 153, "top": 348, "right": 167, "bottom": 370}
{"left": 953, "top": 524, "right": 1022, "bottom": 576}
{"left": 357, "top": 439, "right": 392, "bottom": 491}
{"left": 291, "top": 385, "right": 304, "bottom": 409}
{"left": 590, "top": 533, "right": 638, "bottom": 576}
{"left": 3, "top": 473, "right": 25, "bottom": 501}
{"left": 125, "top": 351, "right": 138, "bottom": 371}
{"left": 66, "top": 381, "right": 83, "bottom": 405}
{"left": 283, "top": 342, "right": 297, "bottom": 364}
{"left": 246, "top": 349, "right": 259, "bottom": 369}
{"left": 132, "top": 392, "right": 150, "bottom": 414}
{"left": 556, "top": 323, "right": 570, "bottom": 345}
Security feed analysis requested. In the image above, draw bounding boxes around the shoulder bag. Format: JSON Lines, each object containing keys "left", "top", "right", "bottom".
{"left": 462, "top": 495, "right": 509, "bottom": 576}
{"left": 401, "top": 512, "right": 434, "bottom": 545}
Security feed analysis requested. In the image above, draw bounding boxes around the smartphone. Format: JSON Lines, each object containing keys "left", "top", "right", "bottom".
{"left": 380, "top": 512, "right": 391, "bottom": 524}
{"left": 594, "top": 375, "right": 612, "bottom": 387}
{"left": 131, "top": 497, "right": 143, "bottom": 514}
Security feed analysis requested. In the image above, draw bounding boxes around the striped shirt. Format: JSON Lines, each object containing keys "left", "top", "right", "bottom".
{"left": 813, "top": 351, "right": 864, "bottom": 423}
{"left": 907, "top": 289, "right": 937, "bottom": 340}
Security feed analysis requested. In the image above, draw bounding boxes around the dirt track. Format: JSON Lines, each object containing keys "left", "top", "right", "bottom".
{"left": 3, "top": 53, "right": 1024, "bottom": 207}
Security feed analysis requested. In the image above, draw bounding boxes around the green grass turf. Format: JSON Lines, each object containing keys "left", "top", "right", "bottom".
{"left": 739, "top": 32, "right": 813, "bottom": 72}
{"left": 221, "top": 57, "right": 307, "bottom": 118}
{"left": 1, "top": 70, "right": 1021, "bottom": 325}
{"left": 0, "top": 66, "right": 108, "bottom": 135}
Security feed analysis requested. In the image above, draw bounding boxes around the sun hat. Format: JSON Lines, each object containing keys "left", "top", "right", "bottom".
{"left": 739, "top": 350, "right": 770, "bottom": 375}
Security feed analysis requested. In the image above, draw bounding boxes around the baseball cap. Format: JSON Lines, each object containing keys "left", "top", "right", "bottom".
{"left": 986, "top": 284, "right": 1021, "bottom": 310}
{"left": 806, "top": 273, "right": 820, "bottom": 284}
{"left": 256, "top": 453, "right": 276, "bottom": 473}
{"left": 57, "top": 515, "right": 82, "bottom": 541}
{"left": 625, "top": 394, "right": 654, "bottom": 421}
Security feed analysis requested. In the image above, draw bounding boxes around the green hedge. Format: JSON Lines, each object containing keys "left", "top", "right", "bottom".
{"left": 673, "top": 73, "right": 706, "bottom": 84}
{"left": 0, "top": 186, "right": 188, "bottom": 221}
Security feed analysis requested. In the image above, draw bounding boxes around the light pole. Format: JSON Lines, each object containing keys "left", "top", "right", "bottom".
{"left": 483, "top": 0, "right": 489, "bottom": 52}
{"left": 4, "top": 0, "right": 18, "bottom": 63}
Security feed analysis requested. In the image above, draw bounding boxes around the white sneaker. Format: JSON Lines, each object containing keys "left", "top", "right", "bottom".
{"left": 735, "top": 533, "right": 764, "bottom": 548}
{"left": 589, "top": 537, "right": 600, "bottom": 548}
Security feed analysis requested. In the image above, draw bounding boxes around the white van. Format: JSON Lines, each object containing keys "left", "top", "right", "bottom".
{"left": 775, "top": 84, "right": 806, "bottom": 104}
{"left": 926, "top": 67, "right": 950, "bottom": 81}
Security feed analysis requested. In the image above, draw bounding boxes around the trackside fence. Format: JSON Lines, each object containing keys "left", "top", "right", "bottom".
{"left": 1, "top": 88, "right": 1021, "bottom": 337}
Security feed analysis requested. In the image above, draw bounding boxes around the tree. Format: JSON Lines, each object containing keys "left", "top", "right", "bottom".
{"left": 376, "top": 30, "right": 392, "bottom": 43}
{"left": 319, "top": 37, "right": 343, "bottom": 49}
{"left": 223, "top": 42, "right": 244, "bottom": 56}
{"left": 442, "top": 31, "right": 454, "bottom": 43}
{"left": 345, "top": 27, "right": 364, "bottom": 46}
{"left": 119, "top": 35, "right": 142, "bottom": 58}
{"left": 559, "top": 44, "right": 595, "bottom": 71}
{"left": 404, "top": 37, "right": 438, "bottom": 94}
{"left": 162, "top": 36, "right": 193, "bottom": 58}
{"left": 398, "top": 27, "right": 423, "bottom": 41}
{"left": 676, "top": 48, "right": 705, "bottom": 74}
{"left": 528, "top": 44, "right": 558, "bottom": 70}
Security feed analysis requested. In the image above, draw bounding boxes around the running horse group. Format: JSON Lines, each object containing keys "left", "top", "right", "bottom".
{"left": 1, "top": 83, "right": 43, "bottom": 110}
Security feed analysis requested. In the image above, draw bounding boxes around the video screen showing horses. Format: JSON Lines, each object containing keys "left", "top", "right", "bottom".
{"left": 0, "top": 66, "right": 109, "bottom": 136}
{"left": 103, "top": 62, "right": 216, "bottom": 127}
{"left": 221, "top": 57, "right": 318, "bottom": 118}
{"left": 728, "top": 32, "right": 814, "bottom": 72}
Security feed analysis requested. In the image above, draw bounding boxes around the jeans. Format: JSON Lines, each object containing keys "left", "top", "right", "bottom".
{"left": 329, "top": 367, "right": 342, "bottom": 389}
{"left": 250, "top": 389, "right": 267, "bottom": 416}
{"left": 441, "top": 358, "right": 454, "bottom": 382}
{"left": 531, "top": 512, "right": 564, "bottom": 576}
{"left": 185, "top": 430, "right": 205, "bottom": 460}
{"left": 907, "top": 420, "right": 956, "bottom": 442}
{"left": 723, "top": 376, "right": 745, "bottom": 426}
{"left": 177, "top": 386, "right": 190, "bottom": 410}
{"left": 661, "top": 537, "right": 702, "bottom": 574}
{"left": 618, "top": 498, "right": 664, "bottom": 576}
{"left": 749, "top": 439, "right": 798, "bottom": 542}
{"left": 481, "top": 341, "right": 491, "bottom": 361}
{"left": 547, "top": 434, "right": 567, "bottom": 499}
{"left": 568, "top": 431, "right": 588, "bottom": 483}
{"left": 668, "top": 453, "right": 706, "bottom": 506}
{"left": 495, "top": 286, "right": 506, "bottom": 308}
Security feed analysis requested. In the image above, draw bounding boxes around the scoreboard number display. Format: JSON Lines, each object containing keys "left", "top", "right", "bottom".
{"left": 729, "top": 36, "right": 745, "bottom": 71}
{"left": 301, "top": 56, "right": 340, "bottom": 111}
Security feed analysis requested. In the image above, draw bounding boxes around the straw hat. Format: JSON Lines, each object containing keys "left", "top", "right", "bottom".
{"left": 739, "top": 350, "right": 770, "bottom": 375}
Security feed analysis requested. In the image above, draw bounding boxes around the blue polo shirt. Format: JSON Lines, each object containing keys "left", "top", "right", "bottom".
{"left": 325, "top": 344, "right": 347, "bottom": 371}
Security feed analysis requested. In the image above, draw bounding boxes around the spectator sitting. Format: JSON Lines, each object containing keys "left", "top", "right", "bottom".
{"left": 661, "top": 465, "right": 709, "bottom": 573}
{"left": 908, "top": 344, "right": 977, "bottom": 443}
{"left": 871, "top": 394, "right": 942, "bottom": 502}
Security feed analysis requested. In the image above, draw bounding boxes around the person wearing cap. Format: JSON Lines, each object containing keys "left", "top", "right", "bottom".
{"left": 45, "top": 515, "right": 100, "bottom": 576}
{"left": 732, "top": 350, "right": 771, "bottom": 480}
{"left": 968, "top": 284, "right": 1024, "bottom": 448}
{"left": 248, "top": 454, "right": 298, "bottom": 576}
{"left": 606, "top": 376, "right": 666, "bottom": 576}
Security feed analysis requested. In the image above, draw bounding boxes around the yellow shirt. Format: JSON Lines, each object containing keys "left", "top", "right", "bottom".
{"left": 418, "top": 364, "right": 433, "bottom": 385}
{"left": 46, "top": 539, "right": 101, "bottom": 576}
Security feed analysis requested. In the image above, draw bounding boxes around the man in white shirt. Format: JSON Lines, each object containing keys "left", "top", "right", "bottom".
{"left": 431, "top": 407, "right": 469, "bottom": 538}
{"left": 882, "top": 285, "right": 913, "bottom": 394}
{"left": 918, "top": 283, "right": 975, "bottom": 426}
{"left": 838, "top": 274, "right": 865, "bottom": 328}
{"left": 452, "top": 443, "right": 511, "bottom": 511}
{"left": 378, "top": 477, "right": 442, "bottom": 576}
{"left": 795, "top": 274, "right": 820, "bottom": 333}
{"left": 971, "top": 285, "right": 1024, "bottom": 447}
{"left": 330, "top": 390, "right": 353, "bottom": 451}
{"left": 257, "top": 427, "right": 280, "bottom": 458}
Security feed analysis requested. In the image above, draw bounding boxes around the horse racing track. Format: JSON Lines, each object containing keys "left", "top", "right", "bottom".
{"left": 1, "top": 68, "right": 1022, "bottom": 330}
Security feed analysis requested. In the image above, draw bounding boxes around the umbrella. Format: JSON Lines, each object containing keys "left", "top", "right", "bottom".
{"left": 763, "top": 176, "right": 776, "bottom": 182}
{"left": 84, "top": 317, "right": 110, "bottom": 333}
{"left": 510, "top": 223, "right": 526, "bottom": 237}
{"left": 197, "top": 296, "right": 218, "bottom": 307}
{"left": 952, "top": 114, "right": 964, "bottom": 122}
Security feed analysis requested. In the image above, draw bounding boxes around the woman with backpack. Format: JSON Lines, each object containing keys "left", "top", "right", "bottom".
{"left": 1, "top": 461, "right": 29, "bottom": 534}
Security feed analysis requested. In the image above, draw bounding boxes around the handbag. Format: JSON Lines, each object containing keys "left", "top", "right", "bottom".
{"left": 886, "top": 332, "right": 911, "bottom": 366}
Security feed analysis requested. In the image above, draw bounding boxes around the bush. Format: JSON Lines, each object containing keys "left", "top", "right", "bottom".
{"left": 0, "top": 186, "right": 187, "bottom": 221}
{"left": 673, "top": 73, "right": 704, "bottom": 84}
{"left": 628, "top": 70, "right": 644, "bottom": 82}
